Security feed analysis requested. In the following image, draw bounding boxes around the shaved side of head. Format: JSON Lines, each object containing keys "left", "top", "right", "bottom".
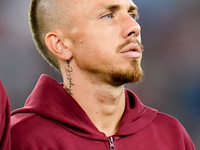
{"left": 29, "top": 0, "right": 73, "bottom": 71}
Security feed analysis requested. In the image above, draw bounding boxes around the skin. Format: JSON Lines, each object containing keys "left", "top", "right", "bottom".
{"left": 45, "top": 0, "right": 142, "bottom": 137}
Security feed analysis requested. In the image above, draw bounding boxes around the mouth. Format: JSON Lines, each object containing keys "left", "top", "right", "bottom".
{"left": 120, "top": 43, "right": 142, "bottom": 58}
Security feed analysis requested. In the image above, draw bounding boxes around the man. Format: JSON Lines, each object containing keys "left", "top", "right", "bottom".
{"left": 0, "top": 81, "right": 10, "bottom": 150}
{"left": 11, "top": 0, "right": 195, "bottom": 149}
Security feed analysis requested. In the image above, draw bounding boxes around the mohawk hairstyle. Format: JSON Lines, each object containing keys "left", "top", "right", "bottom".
{"left": 29, "top": 0, "right": 60, "bottom": 72}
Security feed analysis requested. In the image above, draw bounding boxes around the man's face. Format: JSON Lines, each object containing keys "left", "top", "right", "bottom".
{"left": 63, "top": 0, "right": 143, "bottom": 86}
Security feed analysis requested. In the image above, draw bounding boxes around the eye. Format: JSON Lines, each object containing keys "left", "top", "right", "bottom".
{"left": 100, "top": 13, "right": 114, "bottom": 19}
{"left": 129, "top": 12, "right": 139, "bottom": 20}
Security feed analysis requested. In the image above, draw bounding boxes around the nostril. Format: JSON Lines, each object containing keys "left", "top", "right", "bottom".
{"left": 128, "top": 31, "right": 135, "bottom": 36}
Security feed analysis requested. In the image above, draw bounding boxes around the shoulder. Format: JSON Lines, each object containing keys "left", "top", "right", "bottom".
{"left": 141, "top": 108, "right": 189, "bottom": 138}
{"left": 153, "top": 112, "right": 195, "bottom": 149}
{"left": 11, "top": 112, "right": 36, "bottom": 128}
{"left": 11, "top": 113, "right": 38, "bottom": 142}
{"left": 0, "top": 80, "right": 9, "bottom": 109}
{"left": 11, "top": 112, "right": 71, "bottom": 149}
{"left": 0, "top": 80, "right": 10, "bottom": 150}
{"left": 11, "top": 112, "right": 57, "bottom": 138}
{"left": 154, "top": 112, "right": 181, "bottom": 125}
{"left": 0, "top": 80, "right": 10, "bottom": 124}
{"left": 153, "top": 112, "right": 187, "bottom": 133}
{"left": 11, "top": 113, "right": 49, "bottom": 149}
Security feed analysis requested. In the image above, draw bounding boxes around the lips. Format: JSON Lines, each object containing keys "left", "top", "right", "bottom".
{"left": 120, "top": 43, "right": 142, "bottom": 58}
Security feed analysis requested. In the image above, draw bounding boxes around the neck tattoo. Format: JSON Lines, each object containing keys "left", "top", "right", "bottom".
{"left": 65, "top": 60, "right": 74, "bottom": 95}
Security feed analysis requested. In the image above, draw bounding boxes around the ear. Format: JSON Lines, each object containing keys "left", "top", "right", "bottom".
{"left": 45, "top": 31, "right": 73, "bottom": 60}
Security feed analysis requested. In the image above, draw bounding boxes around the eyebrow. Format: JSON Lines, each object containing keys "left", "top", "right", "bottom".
{"left": 106, "top": 4, "right": 138, "bottom": 12}
{"left": 106, "top": 4, "right": 120, "bottom": 11}
{"left": 129, "top": 5, "right": 138, "bottom": 11}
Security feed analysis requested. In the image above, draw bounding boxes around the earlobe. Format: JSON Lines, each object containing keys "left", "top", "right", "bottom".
{"left": 45, "top": 32, "right": 73, "bottom": 60}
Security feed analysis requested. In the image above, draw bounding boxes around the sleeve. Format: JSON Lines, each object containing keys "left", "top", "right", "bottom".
{"left": 0, "top": 80, "right": 11, "bottom": 150}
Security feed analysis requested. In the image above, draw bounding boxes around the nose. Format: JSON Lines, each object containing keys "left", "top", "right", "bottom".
{"left": 121, "top": 14, "right": 141, "bottom": 39}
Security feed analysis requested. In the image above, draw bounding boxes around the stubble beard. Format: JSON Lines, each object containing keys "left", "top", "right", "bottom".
{"left": 75, "top": 38, "right": 144, "bottom": 86}
{"left": 107, "top": 38, "right": 144, "bottom": 86}
{"left": 107, "top": 58, "right": 144, "bottom": 86}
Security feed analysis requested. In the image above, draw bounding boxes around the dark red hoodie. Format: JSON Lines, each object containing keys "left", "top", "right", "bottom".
{"left": 11, "top": 75, "right": 195, "bottom": 150}
{"left": 0, "top": 80, "right": 10, "bottom": 150}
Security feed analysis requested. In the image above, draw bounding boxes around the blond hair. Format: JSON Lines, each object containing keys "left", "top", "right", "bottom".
{"left": 29, "top": 0, "right": 64, "bottom": 72}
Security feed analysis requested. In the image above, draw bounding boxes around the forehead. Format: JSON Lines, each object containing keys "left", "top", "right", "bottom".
{"left": 71, "top": 0, "right": 137, "bottom": 11}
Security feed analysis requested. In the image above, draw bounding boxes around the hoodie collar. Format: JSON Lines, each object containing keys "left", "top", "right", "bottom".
{"left": 12, "top": 74, "right": 157, "bottom": 139}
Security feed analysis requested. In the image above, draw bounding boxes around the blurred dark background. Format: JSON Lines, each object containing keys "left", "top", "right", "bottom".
{"left": 0, "top": 0, "right": 199, "bottom": 148}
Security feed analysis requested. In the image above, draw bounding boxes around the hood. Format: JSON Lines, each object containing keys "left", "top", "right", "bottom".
{"left": 11, "top": 74, "right": 158, "bottom": 140}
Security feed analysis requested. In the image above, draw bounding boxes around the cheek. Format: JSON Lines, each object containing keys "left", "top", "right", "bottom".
{"left": 75, "top": 43, "right": 104, "bottom": 62}
{"left": 69, "top": 26, "right": 119, "bottom": 64}
{"left": 72, "top": 33, "right": 105, "bottom": 57}
{"left": 73, "top": 43, "right": 115, "bottom": 71}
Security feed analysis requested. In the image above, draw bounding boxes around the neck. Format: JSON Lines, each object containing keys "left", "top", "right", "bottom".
{"left": 62, "top": 62, "right": 126, "bottom": 137}
{"left": 86, "top": 85, "right": 125, "bottom": 137}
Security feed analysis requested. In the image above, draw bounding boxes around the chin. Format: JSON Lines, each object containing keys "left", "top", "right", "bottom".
{"left": 108, "top": 60, "right": 144, "bottom": 86}
{"left": 111, "top": 69, "right": 144, "bottom": 86}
